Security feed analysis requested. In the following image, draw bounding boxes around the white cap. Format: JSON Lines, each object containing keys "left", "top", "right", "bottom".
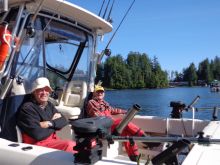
{"left": 31, "top": 77, "right": 52, "bottom": 93}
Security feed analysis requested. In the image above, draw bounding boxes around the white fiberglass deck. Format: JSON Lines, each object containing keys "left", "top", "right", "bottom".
{"left": 182, "top": 121, "right": 220, "bottom": 165}
{"left": 0, "top": 138, "right": 143, "bottom": 165}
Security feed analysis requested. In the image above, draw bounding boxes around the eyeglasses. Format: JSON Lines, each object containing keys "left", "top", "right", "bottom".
{"left": 36, "top": 87, "right": 51, "bottom": 93}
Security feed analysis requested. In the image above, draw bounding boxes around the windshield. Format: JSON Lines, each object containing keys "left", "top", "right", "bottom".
{"left": 16, "top": 16, "right": 93, "bottom": 92}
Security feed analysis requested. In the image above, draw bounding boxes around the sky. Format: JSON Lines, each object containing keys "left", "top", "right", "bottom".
{"left": 69, "top": 0, "right": 220, "bottom": 73}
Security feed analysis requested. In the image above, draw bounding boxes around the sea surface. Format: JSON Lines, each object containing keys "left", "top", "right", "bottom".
{"left": 105, "top": 86, "right": 220, "bottom": 120}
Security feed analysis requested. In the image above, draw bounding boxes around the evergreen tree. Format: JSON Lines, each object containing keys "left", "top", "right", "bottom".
{"left": 183, "top": 63, "right": 197, "bottom": 86}
{"left": 212, "top": 56, "right": 220, "bottom": 80}
{"left": 98, "top": 52, "right": 169, "bottom": 89}
{"left": 103, "top": 55, "right": 129, "bottom": 89}
{"left": 174, "top": 71, "right": 183, "bottom": 82}
{"left": 150, "top": 56, "right": 168, "bottom": 88}
{"left": 197, "top": 58, "right": 212, "bottom": 83}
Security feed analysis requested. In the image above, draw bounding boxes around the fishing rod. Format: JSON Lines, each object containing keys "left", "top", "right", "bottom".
{"left": 98, "top": 0, "right": 136, "bottom": 64}
{"left": 105, "top": 0, "right": 135, "bottom": 49}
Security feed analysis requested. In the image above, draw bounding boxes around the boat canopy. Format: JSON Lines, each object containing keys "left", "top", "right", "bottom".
{"left": 7, "top": 0, "right": 112, "bottom": 34}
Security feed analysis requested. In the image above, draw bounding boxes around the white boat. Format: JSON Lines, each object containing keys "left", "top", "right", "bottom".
{"left": 0, "top": 1, "right": 220, "bottom": 165}
{"left": 210, "top": 80, "right": 220, "bottom": 92}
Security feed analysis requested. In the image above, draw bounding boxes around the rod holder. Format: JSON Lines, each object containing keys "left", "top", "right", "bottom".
{"left": 212, "top": 107, "right": 218, "bottom": 121}
{"left": 151, "top": 139, "right": 191, "bottom": 165}
{"left": 115, "top": 104, "right": 141, "bottom": 135}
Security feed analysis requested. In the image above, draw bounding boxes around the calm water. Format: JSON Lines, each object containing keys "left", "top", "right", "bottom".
{"left": 105, "top": 87, "right": 220, "bottom": 120}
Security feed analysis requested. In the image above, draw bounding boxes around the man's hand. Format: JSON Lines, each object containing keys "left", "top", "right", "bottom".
{"left": 39, "top": 113, "right": 62, "bottom": 128}
{"left": 52, "top": 113, "right": 62, "bottom": 120}
{"left": 40, "top": 121, "right": 50, "bottom": 128}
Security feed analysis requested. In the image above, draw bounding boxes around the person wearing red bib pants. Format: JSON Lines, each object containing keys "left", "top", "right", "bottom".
{"left": 86, "top": 85, "right": 145, "bottom": 162}
{"left": 17, "top": 77, "right": 76, "bottom": 153}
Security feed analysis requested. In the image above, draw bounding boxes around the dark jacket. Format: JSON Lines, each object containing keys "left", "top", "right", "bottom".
{"left": 16, "top": 99, "right": 67, "bottom": 141}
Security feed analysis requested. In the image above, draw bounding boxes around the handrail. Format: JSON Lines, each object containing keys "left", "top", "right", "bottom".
{"left": 108, "top": 134, "right": 220, "bottom": 144}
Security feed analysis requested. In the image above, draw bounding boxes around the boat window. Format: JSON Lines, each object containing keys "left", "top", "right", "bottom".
{"left": 45, "top": 37, "right": 80, "bottom": 73}
{"left": 16, "top": 29, "right": 44, "bottom": 92}
{"left": 16, "top": 15, "right": 93, "bottom": 91}
{"left": 46, "top": 35, "right": 92, "bottom": 88}
{"left": 72, "top": 36, "right": 92, "bottom": 81}
{"left": 45, "top": 20, "right": 86, "bottom": 42}
{"left": 42, "top": 17, "right": 87, "bottom": 73}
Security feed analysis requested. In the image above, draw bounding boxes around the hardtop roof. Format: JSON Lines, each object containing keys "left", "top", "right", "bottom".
{"left": 8, "top": 0, "right": 112, "bottom": 34}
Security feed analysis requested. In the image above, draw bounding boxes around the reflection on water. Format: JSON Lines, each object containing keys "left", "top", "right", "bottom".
{"left": 105, "top": 87, "right": 220, "bottom": 120}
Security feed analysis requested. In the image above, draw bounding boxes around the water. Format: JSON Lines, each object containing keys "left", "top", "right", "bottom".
{"left": 105, "top": 87, "right": 220, "bottom": 120}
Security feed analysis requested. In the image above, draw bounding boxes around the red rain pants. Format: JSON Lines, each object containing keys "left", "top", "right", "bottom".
{"left": 111, "top": 118, "right": 144, "bottom": 157}
{"left": 22, "top": 132, "right": 76, "bottom": 153}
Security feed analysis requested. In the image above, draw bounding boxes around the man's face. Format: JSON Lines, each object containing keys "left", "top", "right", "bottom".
{"left": 94, "top": 90, "right": 105, "bottom": 100}
{"left": 33, "top": 87, "right": 51, "bottom": 104}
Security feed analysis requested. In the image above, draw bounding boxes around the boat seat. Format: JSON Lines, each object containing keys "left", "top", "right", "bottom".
{"left": 11, "top": 78, "right": 25, "bottom": 142}
{"left": 56, "top": 80, "right": 87, "bottom": 119}
{"left": 1, "top": 78, "right": 26, "bottom": 142}
{"left": 11, "top": 78, "right": 26, "bottom": 96}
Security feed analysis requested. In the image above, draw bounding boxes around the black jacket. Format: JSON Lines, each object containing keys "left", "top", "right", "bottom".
{"left": 16, "top": 99, "right": 67, "bottom": 141}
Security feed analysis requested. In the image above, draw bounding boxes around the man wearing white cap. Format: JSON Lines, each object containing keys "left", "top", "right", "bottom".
{"left": 17, "top": 77, "right": 76, "bottom": 153}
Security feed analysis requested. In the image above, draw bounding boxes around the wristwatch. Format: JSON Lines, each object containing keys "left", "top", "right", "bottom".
{"left": 48, "top": 121, "right": 53, "bottom": 128}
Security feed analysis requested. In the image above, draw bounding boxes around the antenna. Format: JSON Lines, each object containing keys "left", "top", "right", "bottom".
{"left": 102, "top": 0, "right": 111, "bottom": 19}
{"left": 98, "top": 0, "right": 106, "bottom": 16}
{"left": 107, "top": 0, "right": 115, "bottom": 23}
{"left": 98, "top": 0, "right": 136, "bottom": 63}
{"left": 105, "top": 0, "right": 136, "bottom": 49}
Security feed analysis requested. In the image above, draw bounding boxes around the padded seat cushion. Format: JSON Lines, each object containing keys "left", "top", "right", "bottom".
{"left": 64, "top": 94, "right": 81, "bottom": 107}
{"left": 56, "top": 102, "right": 81, "bottom": 119}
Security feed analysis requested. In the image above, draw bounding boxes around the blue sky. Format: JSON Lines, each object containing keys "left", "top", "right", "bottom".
{"left": 70, "top": 0, "right": 220, "bottom": 73}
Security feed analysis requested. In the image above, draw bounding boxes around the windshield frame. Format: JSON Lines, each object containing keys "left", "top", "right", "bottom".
{"left": 18, "top": 13, "right": 94, "bottom": 80}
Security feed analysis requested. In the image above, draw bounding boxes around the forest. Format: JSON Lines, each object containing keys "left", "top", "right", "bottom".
{"left": 96, "top": 52, "right": 220, "bottom": 89}
{"left": 96, "top": 51, "right": 168, "bottom": 89}
{"left": 173, "top": 56, "right": 220, "bottom": 86}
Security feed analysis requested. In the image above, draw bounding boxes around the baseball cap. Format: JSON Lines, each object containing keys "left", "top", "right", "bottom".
{"left": 94, "top": 85, "right": 104, "bottom": 92}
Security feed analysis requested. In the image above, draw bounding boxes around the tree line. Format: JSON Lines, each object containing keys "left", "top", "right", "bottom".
{"left": 173, "top": 56, "right": 220, "bottom": 86}
{"left": 96, "top": 51, "right": 169, "bottom": 89}
{"left": 96, "top": 52, "right": 220, "bottom": 89}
